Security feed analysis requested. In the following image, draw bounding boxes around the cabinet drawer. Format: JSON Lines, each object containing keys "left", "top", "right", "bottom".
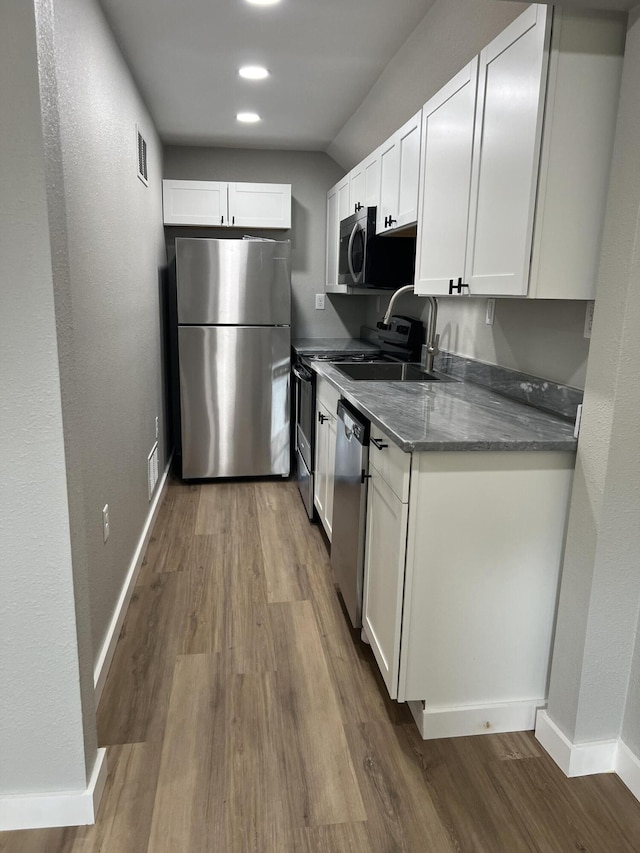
{"left": 369, "top": 427, "right": 411, "bottom": 502}
{"left": 316, "top": 377, "right": 339, "bottom": 417}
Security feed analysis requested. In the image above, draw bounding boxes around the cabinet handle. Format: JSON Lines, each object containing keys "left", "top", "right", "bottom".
{"left": 360, "top": 470, "right": 371, "bottom": 484}
{"left": 232, "top": 215, "right": 235, "bottom": 225}
{"left": 448, "top": 277, "right": 470, "bottom": 295}
{"left": 371, "top": 437, "right": 388, "bottom": 450}
{"left": 384, "top": 216, "right": 389, "bottom": 228}
{"left": 388, "top": 217, "right": 397, "bottom": 227}
{"left": 318, "top": 412, "right": 328, "bottom": 424}
{"left": 221, "top": 215, "right": 224, "bottom": 225}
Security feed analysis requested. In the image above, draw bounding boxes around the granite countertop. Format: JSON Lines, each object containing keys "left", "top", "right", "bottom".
{"left": 311, "top": 360, "right": 577, "bottom": 453}
{"left": 292, "top": 338, "right": 381, "bottom": 356}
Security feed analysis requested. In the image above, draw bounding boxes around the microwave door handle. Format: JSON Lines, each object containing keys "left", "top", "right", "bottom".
{"left": 347, "top": 223, "right": 359, "bottom": 283}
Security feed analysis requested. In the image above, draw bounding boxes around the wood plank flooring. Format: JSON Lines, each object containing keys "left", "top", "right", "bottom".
{"left": 4, "top": 474, "right": 640, "bottom": 852}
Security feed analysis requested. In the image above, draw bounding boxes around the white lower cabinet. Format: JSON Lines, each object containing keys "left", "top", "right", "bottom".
{"left": 362, "top": 431, "right": 576, "bottom": 739}
{"left": 314, "top": 379, "right": 339, "bottom": 541}
{"left": 362, "top": 458, "right": 408, "bottom": 699}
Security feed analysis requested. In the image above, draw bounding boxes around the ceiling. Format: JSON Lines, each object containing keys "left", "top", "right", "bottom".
{"left": 98, "top": 0, "right": 435, "bottom": 151}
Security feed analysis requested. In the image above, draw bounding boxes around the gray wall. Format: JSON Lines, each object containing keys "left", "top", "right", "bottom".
{"left": 0, "top": 0, "right": 95, "bottom": 795}
{"left": 547, "top": 4, "right": 640, "bottom": 751}
{"left": 43, "top": 0, "right": 169, "bottom": 668}
{"left": 163, "top": 146, "right": 373, "bottom": 339}
{"left": 328, "top": 0, "right": 528, "bottom": 170}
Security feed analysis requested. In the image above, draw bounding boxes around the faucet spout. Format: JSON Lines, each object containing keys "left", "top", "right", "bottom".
{"left": 378, "top": 284, "right": 415, "bottom": 328}
{"left": 378, "top": 286, "right": 439, "bottom": 372}
{"left": 420, "top": 296, "right": 439, "bottom": 374}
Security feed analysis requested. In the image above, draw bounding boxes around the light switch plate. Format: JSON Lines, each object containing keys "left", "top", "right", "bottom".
{"left": 584, "top": 302, "right": 595, "bottom": 338}
{"left": 485, "top": 298, "right": 496, "bottom": 326}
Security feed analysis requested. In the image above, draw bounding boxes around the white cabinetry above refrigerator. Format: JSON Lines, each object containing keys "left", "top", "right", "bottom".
{"left": 163, "top": 180, "right": 291, "bottom": 229}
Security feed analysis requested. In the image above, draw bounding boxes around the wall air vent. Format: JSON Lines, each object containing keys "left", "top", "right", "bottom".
{"left": 136, "top": 125, "right": 148, "bottom": 186}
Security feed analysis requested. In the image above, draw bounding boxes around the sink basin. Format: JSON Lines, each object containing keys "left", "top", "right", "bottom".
{"left": 336, "top": 361, "right": 444, "bottom": 382}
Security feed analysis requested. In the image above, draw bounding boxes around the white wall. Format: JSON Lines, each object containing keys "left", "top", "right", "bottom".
{"left": 41, "top": 0, "right": 169, "bottom": 665}
{"left": 0, "top": 0, "right": 96, "bottom": 796}
{"left": 546, "top": 4, "right": 640, "bottom": 750}
{"left": 369, "top": 294, "right": 591, "bottom": 388}
{"left": 163, "top": 146, "right": 372, "bottom": 339}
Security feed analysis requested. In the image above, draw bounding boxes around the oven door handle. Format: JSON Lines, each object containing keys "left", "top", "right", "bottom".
{"left": 347, "top": 222, "right": 360, "bottom": 283}
{"left": 293, "top": 365, "right": 313, "bottom": 383}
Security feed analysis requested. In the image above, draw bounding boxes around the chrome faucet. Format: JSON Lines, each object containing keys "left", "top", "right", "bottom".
{"left": 378, "top": 286, "right": 439, "bottom": 374}
{"left": 420, "top": 296, "right": 439, "bottom": 374}
{"left": 379, "top": 284, "right": 415, "bottom": 326}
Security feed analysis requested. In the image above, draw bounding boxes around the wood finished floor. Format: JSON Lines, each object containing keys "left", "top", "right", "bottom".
{"left": 4, "top": 475, "right": 640, "bottom": 852}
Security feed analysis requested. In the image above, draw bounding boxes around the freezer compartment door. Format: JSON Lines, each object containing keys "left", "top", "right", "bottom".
{"left": 176, "top": 238, "right": 291, "bottom": 325}
{"left": 178, "top": 325, "right": 290, "bottom": 479}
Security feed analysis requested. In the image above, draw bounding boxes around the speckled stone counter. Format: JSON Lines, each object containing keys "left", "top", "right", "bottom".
{"left": 292, "top": 338, "right": 381, "bottom": 357}
{"left": 311, "top": 361, "right": 577, "bottom": 453}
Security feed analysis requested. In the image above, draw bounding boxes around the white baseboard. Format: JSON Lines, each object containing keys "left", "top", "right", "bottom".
{"left": 408, "top": 699, "right": 542, "bottom": 740}
{"left": 616, "top": 740, "right": 640, "bottom": 801}
{"left": 0, "top": 747, "right": 107, "bottom": 831}
{"left": 93, "top": 455, "right": 172, "bottom": 704}
{"left": 535, "top": 710, "right": 618, "bottom": 777}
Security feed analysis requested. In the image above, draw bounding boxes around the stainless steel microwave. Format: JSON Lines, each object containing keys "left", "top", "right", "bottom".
{"left": 338, "top": 207, "right": 415, "bottom": 289}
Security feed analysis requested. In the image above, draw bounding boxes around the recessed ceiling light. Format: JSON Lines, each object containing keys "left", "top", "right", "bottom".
{"left": 246, "top": 0, "right": 281, "bottom": 5}
{"left": 239, "top": 65, "right": 269, "bottom": 81}
{"left": 237, "top": 112, "right": 261, "bottom": 123}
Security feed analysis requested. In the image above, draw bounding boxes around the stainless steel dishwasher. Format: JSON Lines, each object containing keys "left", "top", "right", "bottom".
{"left": 331, "top": 399, "right": 370, "bottom": 628}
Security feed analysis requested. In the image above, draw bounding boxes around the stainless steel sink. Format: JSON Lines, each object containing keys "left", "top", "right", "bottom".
{"left": 335, "top": 361, "right": 445, "bottom": 382}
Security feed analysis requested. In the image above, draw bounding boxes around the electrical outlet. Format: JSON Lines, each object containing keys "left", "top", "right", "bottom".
{"left": 485, "top": 298, "right": 496, "bottom": 326}
{"left": 315, "top": 293, "right": 325, "bottom": 310}
{"left": 155, "top": 416, "right": 159, "bottom": 439}
{"left": 102, "top": 504, "right": 110, "bottom": 543}
{"left": 584, "top": 301, "right": 595, "bottom": 339}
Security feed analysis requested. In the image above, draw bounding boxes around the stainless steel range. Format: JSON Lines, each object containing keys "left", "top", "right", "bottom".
{"left": 292, "top": 317, "right": 425, "bottom": 520}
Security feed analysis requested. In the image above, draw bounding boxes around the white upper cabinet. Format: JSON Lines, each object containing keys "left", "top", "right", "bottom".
{"left": 162, "top": 180, "right": 291, "bottom": 229}
{"left": 227, "top": 182, "right": 291, "bottom": 229}
{"left": 465, "top": 5, "right": 550, "bottom": 297}
{"left": 325, "top": 181, "right": 339, "bottom": 289}
{"left": 415, "top": 5, "right": 624, "bottom": 299}
{"left": 349, "top": 148, "right": 381, "bottom": 215}
{"left": 337, "top": 175, "right": 351, "bottom": 224}
{"left": 377, "top": 111, "right": 422, "bottom": 234}
{"left": 415, "top": 59, "right": 478, "bottom": 295}
{"left": 163, "top": 180, "right": 228, "bottom": 227}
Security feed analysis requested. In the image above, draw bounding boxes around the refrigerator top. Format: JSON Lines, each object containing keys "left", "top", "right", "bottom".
{"left": 176, "top": 237, "right": 291, "bottom": 326}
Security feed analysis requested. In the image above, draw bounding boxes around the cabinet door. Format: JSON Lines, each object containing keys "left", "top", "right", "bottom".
{"left": 162, "top": 180, "right": 228, "bottom": 226}
{"left": 337, "top": 175, "right": 351, "bottom": 224}
{"left": 378, "top": 112, "right": 421, "bottom": 233}
{"left": 349, "top": 163, "right": 365, "bottom": 215}
{"left": 228, "top": 182, "right": 291, "bottom": 229}
{"left": 362, "top": 464, "right": 409, "bottom": 699}
{"left": 396, "top": 111, "right": 422, "bottom": 229}
{"left": 464, "top": 5, "right": 550, "bottom": 296}
{"left": 414, "top": 60, "right": 478, "bottom": 295}
{"left": 377, "top": 135, "right": 399, "bottom": 234}
{"left": 325, "top": 184, "right": 339, "bottom": 289}
{"left": 314, "top": 401, "right": 329, "bottom": 522}
{"left": 363, "top": 149, "right": 381, "bottom": 210}
{"left": 325, "top": 415, "right": 337, "bottom": 541}
{"left": 350, "top": 149, "right": 380, "bottom": 215}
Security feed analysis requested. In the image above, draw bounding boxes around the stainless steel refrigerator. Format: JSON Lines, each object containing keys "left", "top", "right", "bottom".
{"left": 175, "top": 237, "right": 291, "bottom": 479}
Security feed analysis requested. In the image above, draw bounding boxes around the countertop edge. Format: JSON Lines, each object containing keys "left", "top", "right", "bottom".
{"left": 311, "top": 361, "right": 578, "bottom": 455}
